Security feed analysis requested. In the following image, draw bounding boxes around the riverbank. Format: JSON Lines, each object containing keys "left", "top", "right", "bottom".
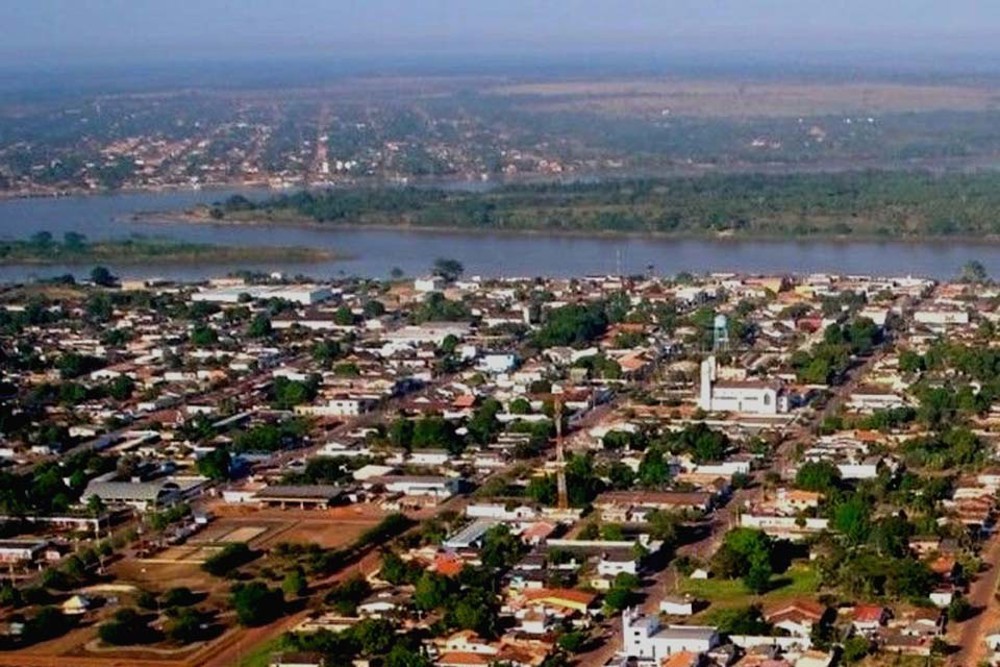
{"left": 0, "top": 239, "right": 343, "bottom": 267}
{"left": 126, "top": 169, "right": 1000, "bottom": 244}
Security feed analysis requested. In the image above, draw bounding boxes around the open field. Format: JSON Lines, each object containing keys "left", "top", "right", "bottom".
{"left": 680, "top": 563, "right": 822, "bottom": 611}
{"left": 489, "top": 79, "right": 1000, "bottom": 118}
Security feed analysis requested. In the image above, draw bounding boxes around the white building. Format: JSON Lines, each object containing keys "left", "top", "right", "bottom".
{"left": 191, "top": 284, "right": 333, "bottom": 305}
{"left": 414, "top": 276, "right": 446, "bottom": 293}
{"left": 914, "top": 309, "right": 970, "bottom": 327}
{"left": 698, "top": 356, "right": 787, "bottom": 415}
{"left": 477, "top": 352, "right": 518, "bottom": 374}
{"left": 622, "top": 609, "right": 718, "bottom": 664}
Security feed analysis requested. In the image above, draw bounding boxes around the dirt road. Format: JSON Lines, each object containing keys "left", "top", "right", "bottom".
{"left": 948, "top": 531, "right": 1000, "bottom": 667}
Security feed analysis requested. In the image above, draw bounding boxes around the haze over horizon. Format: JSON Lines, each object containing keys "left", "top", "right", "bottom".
{"left": 6, "top": 0, "right": 1000, "bottom": 71}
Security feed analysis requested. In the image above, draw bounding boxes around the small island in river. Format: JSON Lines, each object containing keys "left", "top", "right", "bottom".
{"left": 0, "top": 232, "right": 342, "bottom": 266}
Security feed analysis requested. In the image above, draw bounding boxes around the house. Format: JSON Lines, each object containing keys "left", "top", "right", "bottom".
{"left": 794, "top": 650, "right": 834, "bottom": 667}
{"left": 765, "top": 600, "right": 826, "bottom": 638}
{"left": 621, "top": 609, "right": 719, "bottom": 663}
{"left": 0, "top": 540, "right": 48, "bottom": 565}
{"left": 594, "top": 491, "right": 713, "bottom": 522}
{"left": 775, "top": 489, "right": 822, "bottom": 513}
{"left": 852, "top": 605, "right": 890, "bottom": 634}
{"left": 662, "top": 651, "right": 703, "bottom": 667}
{"left": 522, "top": 588, "right": 599, "bottom": 616}
{"left": 436, "top": 630, "right": 498, "bottom": 656}
{"left": 882, "top": 633, "right": 932, "bottom": 657}
{"left": 356, "top": 590, "right": 408, "bottom": 618}
{"left": 928, "top": 586, "right": 956, "bottom": 609}
{"left": 414, "top": 276, "right": 445, "bottom": 293}
{"left": 660, "top": 595, "right": 696, "bottom": 617}
{"left": 597, "top": 549, "right": 639, "bottom": 577}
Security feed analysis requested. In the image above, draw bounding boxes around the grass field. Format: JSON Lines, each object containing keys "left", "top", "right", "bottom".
{"left": 680, "top": 563, "right": 821, "bottom": 606}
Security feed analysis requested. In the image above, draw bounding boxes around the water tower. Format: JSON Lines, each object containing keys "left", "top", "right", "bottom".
{"left": 713, "top": 314, "right": 730, "bottom": 352}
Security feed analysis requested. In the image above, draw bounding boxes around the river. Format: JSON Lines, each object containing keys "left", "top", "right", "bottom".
{"left": 0, "top": 189, "right": 992, "bottom": 282}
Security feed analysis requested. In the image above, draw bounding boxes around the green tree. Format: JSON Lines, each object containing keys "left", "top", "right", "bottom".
{"left": 196, "top": 448, "right": 231, "bottom": 481}
{"left": 283, "top": 566, "right": 308, "bottom": 598}
{"left": 794, "top": 460, "right": 841, "bottom": 493}
{"left": 229, "top": 581, "right": 283, "bottom": 626}
{"left": 432, "top": 258, "right": 464, "bottom": 282}
{"left": 90, "top": 265, "right": 117, "bottom": 287}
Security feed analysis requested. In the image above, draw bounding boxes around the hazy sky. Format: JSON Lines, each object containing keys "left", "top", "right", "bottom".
{"left": 5, "top": 0, "right": 1000, "bottom": 66}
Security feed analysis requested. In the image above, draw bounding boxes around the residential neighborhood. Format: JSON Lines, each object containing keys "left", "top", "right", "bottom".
{"left": 0, "top": 263, "right": 999, "bottom": 667}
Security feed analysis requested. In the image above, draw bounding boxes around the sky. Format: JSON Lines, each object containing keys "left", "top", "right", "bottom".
{"left": 4, "top": 0, "right": 1000, "bottom": 67}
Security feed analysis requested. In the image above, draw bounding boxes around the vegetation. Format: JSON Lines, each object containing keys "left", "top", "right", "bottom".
{"left": 0, "top": 232, "right": 336, "bottom": 265}
{"left": 210, "top": 170, "right": 1000, "bottom": 239}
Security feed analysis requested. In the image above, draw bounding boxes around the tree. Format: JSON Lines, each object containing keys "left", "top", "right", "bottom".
{"left": 354, "top": 618, "right": 397, "bottom": 655}
{"left": 248, "top": 313, "right": 272, "bottom": 338}
{"left": 326, "top": 575, "right": 372, "bottom": 615}
{"left": 0, "top": 582, "right": 21, "bottom": 608}
{"left": 794, "top": 460, "right": 841, "bottom": 493}
{"left": 108, "top": 374, "right": 135, "bottom": 401}
{"left": 709, "top": 605, "right": 771, "bottom": 635}
{"left": 202, "top": 542, "right": 255, "bottom": 577}
{"left": 283, "top": 566, "right": 308, "bottom": 598}
{"left": 960, "top": 260, "right": 988, "bottom": 284}
{"left": 841, "top": 636, "right": 871, "bottom": 664}
{"left": 334, "top": 306, "right": 355, "bottom": 326}
{"left": 414, "top": 571, "right": 450, "bottom": 610}
{"left": 24, "top": 606, "right": 70, "bottom": 643}
{"left": 387, "top": 417, "right": 414, "bottom": 451}
{"left": 832, "top": 496, "right": 871, "bottom": 546}
{"left": 446, "top": 589, "right": 499, "bottom": 637}
{"left": 98, "top": 607, "right": 154, "bottom": 645}
{"left": 229, "top": 581, "right": 283, "bottom": 626}
{"left": 638, "top": 446, "right": 671, "bottom": 488}
{"left": 481, "top": 524, "right": 524, "bottom": 569}
{"left": 196, "top": 448, "right": 231, "bottom": 481}
{"left": 161, "top": 586, "right": 198, "bottom": 608}
{"left": 63, "top": 231, "right": 87, "bottom": 251}
{"left": 385, "top": 645, "right": 432, "bottom": 667}
{"left": 165, "top": 607, "right": 206, "bottom": 643}
{"left": 432, "top": 257, "right": 464, "bottom": 282}
{"left": 509, "top": 397, "right": 531, "bottom": 415}
{"left": 90, "top": 265, "right": 117, "bottom": 287}
{"left": 557, "top": 630, "right": 588, "bottom": 653}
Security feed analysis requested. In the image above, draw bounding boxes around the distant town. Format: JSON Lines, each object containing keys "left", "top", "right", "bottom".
{"left": 0, "top": 260, "right": 997, "bottom": 667}
{"left": 7, "top": 74, "right": 1000, "bottom": 198}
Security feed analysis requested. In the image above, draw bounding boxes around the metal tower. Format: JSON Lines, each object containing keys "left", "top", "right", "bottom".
{"left": 554, "top": 397, "right": 569, "bottom": 510}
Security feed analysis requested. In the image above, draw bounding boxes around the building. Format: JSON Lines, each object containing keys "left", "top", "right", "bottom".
{"left": 253, "top": 485, "right": 344, "bottom": 509}
{"left": 659, "top": 596, "right": 696, "bottom": 617}
{"left": 82, "top": 479, "right": 181, "bottom": 511}
{"left": 0, "top": 540, "right": 48, "bottom": 565}
{"left": 698, "top": 356, "right": 787, "bottom": 415}
{"left": 622, "top": 609, "right": 719, "bottom": 664}
{"left": 192, "top": 285, "right": 333, "bottom": 305}
{"left": 376, "top": 475, "right": 461, "bottom": 498}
